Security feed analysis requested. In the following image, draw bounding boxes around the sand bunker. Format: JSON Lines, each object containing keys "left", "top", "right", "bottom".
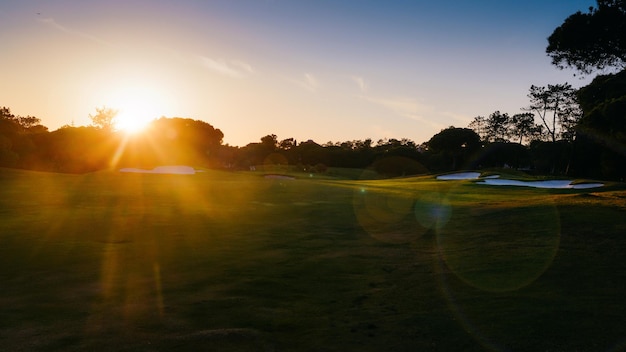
{"left": 436, "top": 172, "right": 481, "bottom": 180}
{"left": 119, "top": 165, "right": 196, "bottom": 174}
{"left": 477, "top": 178, "right": 604, "bottom": 189}
{"left": 437, "top": 172, "right": 604, "bottom": 189}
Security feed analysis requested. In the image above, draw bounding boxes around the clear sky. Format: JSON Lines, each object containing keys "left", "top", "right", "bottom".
{"left": 1, "top": 0, "right": 595, "bottom": 146}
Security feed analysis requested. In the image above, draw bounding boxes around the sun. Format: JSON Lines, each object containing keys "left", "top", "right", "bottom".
{"left": 105, "top": 84, "right": 171, "bottom": 134}
{"left": 115, "top": 107, "right": 154, "bottom": 134}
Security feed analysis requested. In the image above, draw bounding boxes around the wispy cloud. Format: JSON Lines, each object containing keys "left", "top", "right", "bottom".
{"left": 38, "top": 17, "right": 111, "bottom": 46}
{"left": 199, "top": 57, "right": 254, "bottom": 78}
{"left": 351, "top": 76, "right": 368, "bottom": 93}
{"left": 302, "top": 73, "right": 318, "bottom": 92}
{"left": 362, "top": 96, "right": 445, "bottom": 130}
{"left": 290, "top": 73, "right": 319, "bottom": 92}
{"left": 231, "top": 60, "right": 254, "bottom": 74}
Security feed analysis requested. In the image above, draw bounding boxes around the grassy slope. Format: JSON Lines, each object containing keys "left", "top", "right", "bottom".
{"left": 0, "top": 168, "right": 625, "bottom": 351}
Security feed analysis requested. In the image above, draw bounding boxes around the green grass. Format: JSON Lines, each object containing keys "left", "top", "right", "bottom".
{"left": 1, "top": 167, "right": 626, "bottom": 351}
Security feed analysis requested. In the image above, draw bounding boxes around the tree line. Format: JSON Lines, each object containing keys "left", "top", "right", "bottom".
{"left": 1, "top": 0, "right": 625, "bottom": 180}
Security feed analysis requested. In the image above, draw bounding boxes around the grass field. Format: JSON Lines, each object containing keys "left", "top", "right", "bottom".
{"left": 1, "top": 167, "right": 626, "bottom": 351}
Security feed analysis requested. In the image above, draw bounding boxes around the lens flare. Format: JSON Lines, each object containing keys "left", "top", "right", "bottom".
{"left": 414, "top": 192, "right": 452, "bottom": 230}
{"left": 436, "top": 204, "right": 560, "bottom": 293}
{"left": 353, "top": 188, "right": 418, "bottom": 243}
{"left": 430, "top": 181, "right": 562, "bottom": 351}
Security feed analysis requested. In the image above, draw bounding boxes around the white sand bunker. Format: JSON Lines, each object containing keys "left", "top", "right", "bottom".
{"left": 477, "top": 178, "right": 604, "bottom": 189}
{"left": 436, "top": 172, "right": 481, "bottom": 180}
{"left": 437, "top": 172, "right": 604, "bottom": 189}
{"left": 119, "top": 165, "right": 196, "bottom": 175}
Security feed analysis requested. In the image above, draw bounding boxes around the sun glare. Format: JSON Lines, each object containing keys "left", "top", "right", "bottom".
{"left": 105, "top": 83, "right": 173, "bottom": 134}
{"left": 115, "top": 109, "right": 154, "bottom": 134}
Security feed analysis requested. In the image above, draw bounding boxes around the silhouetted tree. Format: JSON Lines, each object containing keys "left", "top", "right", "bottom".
{"left": 279, "top": 138, "right": 296, "bottom": 150}
{"left": 0, "top": 107, "right": 46, "bottom": 167}
{"left": 141, "top": 117, "right": 224, "bottom": 167}
{"left": 237, "top": 142, "right": 265, "bottom": 168}
{"left": 16, "top": 115, "right": 41, "bottom": 130}
{"left": 529, "top": 140, "right": 574, "bottom": 175}
{"left": 476, "top": 142, "right": 531, "bottom": 169}
{"left": 297, "top": 140, "right": 329, "bottom": 167}
{"left": 0, "top": 108, "right": 20, "bottom": 166}
{"left": 486, "top": 111, "right": 510, "bottom": 142}
{"left": 525, "top": 83, "right": 581, "bottom": 142}
{"left": 546, "top": 1, "right": 626, "bottom": 179}
{"left": 509, "top": 112, "right": 539, "bottom": 144}
{"left": 261, "top": 134, "right": 278, "bottom": 151}
{"left": 427, "top": 127, "right": 481, "bottom": 171}
{"left": 468, "top": 115, "right": 489, "bottom": 142}
{"left": 216, "top": 144, "right": 239, "bottom": 169}
{"left": 89, "top": 106, "right": 118, "bottom": 131}
{"left": 574, "top": 70, "right": 626, "bottom": 179}
{"left": 370, "top": 138, "right": 426, "bottom": 176}
{"left": 547, "top": 0, "right": 626, "bottom": 75}
{"left": 31, "top": 126, "right": 115, "bottom": 173}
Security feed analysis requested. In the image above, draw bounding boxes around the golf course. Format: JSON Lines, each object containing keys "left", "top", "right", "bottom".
{"left": 1, "top": 166, "right": 625, "bottom": 351}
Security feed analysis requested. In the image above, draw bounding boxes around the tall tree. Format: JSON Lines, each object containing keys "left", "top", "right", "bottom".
{"left": 89, "top": 106, "right": 118, "bottom": 131}
{"left": 547, "top": 0, "right": 626, "bottom": 75}
{"left": 509, "top": 112, "right": 538, "bottom": 145}
{"left": 278, "top": 138, "right": 296, "bottom": 150}
{"left": 260, "top": 134, "right": 278, "bottom": 151}
{"left": 469, "top": 111, "right": 532, "bottom": 143}
{"left": 1, "top": 107, "right": 15, "bottom": 120}
{"left": 16, "top": 115, "right": 40, "bottom": 129}
{"left": 486, "top": 111, "right": 510, "bottom": 142}
{"left": 0, "top": 107, "right": 20, "bottom": 166}
{"left": 525, "top": 83, "right": 581, "bottom": 142}
{"left": 0, "top": 107, "right": 49, "bottom": 167}
{"left": 575, "top": 70, "right": 626, "bottom": 178}
{"left": 427, "top": 127, "right": 481, "bottom": 170}
{"left": 548, "top": 1, "right": 626, "bottom": 179}
{"left": 468, "top": 115, "right": 488, "bottom": 142}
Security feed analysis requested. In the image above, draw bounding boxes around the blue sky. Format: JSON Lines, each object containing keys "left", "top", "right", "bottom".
{"left": 1, "top": 0, "right": 595, "bottom": 145}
